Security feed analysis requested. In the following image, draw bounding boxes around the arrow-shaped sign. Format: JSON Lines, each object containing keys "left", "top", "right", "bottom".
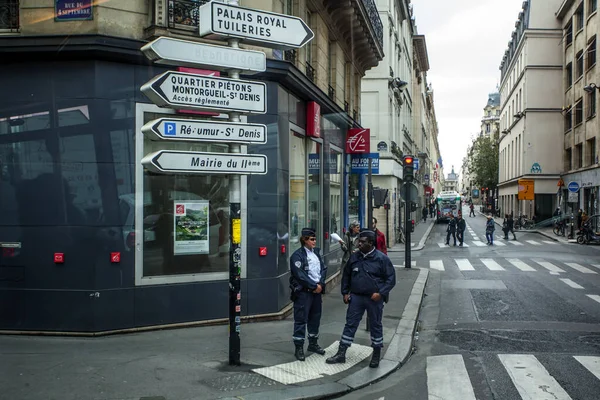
{"left": 199, "top": 1, "right": 314, "bottom": 50}
{"left": 141, "top": 71, "right": 267, "bottom": 114}
{"left": 142, "top": 150, "right": 268, "bottom": 175}
{"left": 141, "top": 36, "right": 266, "bottom": 73}
{"left": 142, "top": 117, "right": 267, "bottom": 144}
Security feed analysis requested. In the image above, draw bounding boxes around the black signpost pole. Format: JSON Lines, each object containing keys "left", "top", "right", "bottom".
{"left": 405, "top": 185, "right": 411, "bottom": 269}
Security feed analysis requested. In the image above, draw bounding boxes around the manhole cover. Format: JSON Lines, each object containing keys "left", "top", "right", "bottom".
{"left": 202, "top": 373, "right": 279, "bottom": 392}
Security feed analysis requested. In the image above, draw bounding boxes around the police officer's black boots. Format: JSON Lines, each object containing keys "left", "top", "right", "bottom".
{"left": 307, "top": 338, "right": 326, "bottom": 355}
{"left": 326, "top": 343, "right": 348, "bottom": 364}
{"left": 294, "top": 343, "right": 305, "bottom": 361}
{"left": 369, "top": 347, "right": 381, "bottom": 368}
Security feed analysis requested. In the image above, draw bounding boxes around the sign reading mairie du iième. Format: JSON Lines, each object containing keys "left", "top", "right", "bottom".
{"left": 142, "top": 150, "right": 267, "bottom": 175}
{"left": 199, "top": 1, "right": 314, "bottom": 50}
{"left": 141, "top": 71, "right": 266, "bottom": 114}
{"left": 142, "top": 118, "right": 267, "bottom": 144}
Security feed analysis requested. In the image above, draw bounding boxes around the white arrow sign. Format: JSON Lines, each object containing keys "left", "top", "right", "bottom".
{"left": 141, "top": 36, "right": 266, "bottom": 73}
{"left": 141, "top": 71, "right": 266, "bottom": 114}
{"left": 142, "top": 117, "right": 267, "bottom": 144}
{"left": 199, "top": 2, "right": 314, "bottom": 49}
{"left": 142, "top": 150, "right": 268, "bottom": 175}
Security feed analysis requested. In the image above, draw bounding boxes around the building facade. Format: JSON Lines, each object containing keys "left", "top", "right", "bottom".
{"left": 498, "top": 0, "right": 563, "bottom": 221}
{"left": 0, "top": 0, "right": 383, "bottom": 332}
{"left": 557, "top": 0, "right": 600, "bottom": 217}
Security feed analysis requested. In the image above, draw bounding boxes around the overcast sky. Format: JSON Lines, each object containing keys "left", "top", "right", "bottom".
{"left": 411, "top": 0, "right": 526, "bottom": 180}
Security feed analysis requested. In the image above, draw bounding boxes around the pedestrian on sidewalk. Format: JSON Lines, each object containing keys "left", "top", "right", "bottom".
{"left": 445, "top": 214, "right": 457, "bottom": 246}
{"left": 289, "top": 228, "right": 328, "bottom": 361}
{"left": 422, "top": 206, "right": 428, "bottom": 222}
{"left": 502, "top": 214, "right": 517, "bottom": 240}
{"left": 456, "top": 214, "right": 466, "bottom": 246}
{"left": 372, "top": 217, "right": 387, "bottom": 255}
{"left": 486, "top": 215, "right": 495, "bottom": 245}
{"left": 326, "top": 230, "right": 396, "bottom": 368}
{"left": 469, "top": 203, "right": 475, "bottom": 217}
{"left": 340, "top": 220, "right": 360, "bottom": 267}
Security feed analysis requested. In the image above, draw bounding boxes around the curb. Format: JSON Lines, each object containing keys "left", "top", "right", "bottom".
{"left": 220, "top": 268, "right": 430, "bottom": 400}
{"left": 388, "top": 220, "right": 435, "bottom": 252}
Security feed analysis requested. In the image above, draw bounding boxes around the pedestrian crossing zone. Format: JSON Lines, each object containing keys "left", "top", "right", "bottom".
{"left": 436, "top": 236, "right": 556, "bottom": 247}
{"left": 427, "top": 353, "right": 600, "bottom": 400}
{"left": 419, "top": 257, "right": 600, "bottom": 275}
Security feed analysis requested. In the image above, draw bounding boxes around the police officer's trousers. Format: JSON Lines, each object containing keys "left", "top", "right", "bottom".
{"left": 340, "top": 294, "right": 384, "bottom": 348}
{"left": 292, "top": 291, "right": 322, "bottom": 345}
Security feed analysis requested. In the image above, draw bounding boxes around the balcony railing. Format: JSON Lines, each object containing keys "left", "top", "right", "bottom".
{"left": 306, "top": 62, "right": 315, "bottom": 82}
{"left": 168, "top": 0, "right": 209, "bottom": 30}
{"left": 284, "top": 49, "right": 297, "bottom": 64}
{"left": 328, "top": 85, "right": 335, "bottom": 100}
{"left": 0, "top": 0, "right": 19, "bottom": 31}
{"left": 361, "top": 0, "right": 383, "bottom": 52}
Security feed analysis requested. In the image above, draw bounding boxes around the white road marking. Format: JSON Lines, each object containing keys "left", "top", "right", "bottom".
{"left": 542, "top": 240, "right": 557, "bottom": 245}
{"left": 565, "top": 263, "right": 597, "bottom": 274}
{"left": 559, "top": 278, "right": 584, "bottom": 289}
{"left": 507, "top": 258, "right": 536, "bottom": 272}
{"left": 587, "top": 294, "right": 600, "bottom": 304}
{"left": 498, "top": 354, "right": 571, "bottom": 400}
{"left": 574, "top": 356, "right": 600, "bottom": 380}
{"left": 455, "top": 259, "right": 475, "bottom": 271}
{"left": 472, "top": 241, "right": 487, "bottom": 247}
{"left": 526, "top": 240, "right": 542, "bottom": 245}
{"left": 507, "top": 240, "right": 523, "bottom": 246}
{"left": 437, "top": 243, "right": 447, "bottom": 248}
{"left": 427, "top": 355, "right": 476, "bottom": 400}
{"left": 592, "top": 264, "right": 600, "bottom": 270}
{"left": 550, "top": 271, "right": 560, "bottom": 275}
{"left": 481, "top": 259, "right": 505, "bottom": 271}
{"left": 430, "top": 260, "right": 445, "bottom": 271}
{"left": 492, "top": 241, "right": 506, "bottom": 246}
{"left": 400, "top": 261, "right": 417, "bottom": 267}
{"left": 532, "top": 259, "right": 565, "bottom": 273}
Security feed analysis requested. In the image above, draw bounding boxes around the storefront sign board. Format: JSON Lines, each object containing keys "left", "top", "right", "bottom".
{"left": 350, "top": 153, "right": 379, "bottom": 174}
{"left": 346, "top": 128, "right": 370, "bottom": 153}
{"left": 142, "top": 150, "right": 268, "bottom": 175}
{"left": 141, "top": 71, "right": 267, "bottom": 114}
{"left": 306, "top": 101, "right": 321, "bottom": 138}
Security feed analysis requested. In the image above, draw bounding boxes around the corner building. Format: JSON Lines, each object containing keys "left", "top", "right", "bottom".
{"left": 0, "top": 0, "right": 382, "bottom": 332}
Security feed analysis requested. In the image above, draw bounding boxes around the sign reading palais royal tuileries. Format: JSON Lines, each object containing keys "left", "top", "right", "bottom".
{"left": 142, "top": 150, "right": 268, "bottom": 175}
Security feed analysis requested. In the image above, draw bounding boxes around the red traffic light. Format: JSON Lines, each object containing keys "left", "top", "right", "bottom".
{"left": 404, "top": 156, "right": 413, "bottom": 165}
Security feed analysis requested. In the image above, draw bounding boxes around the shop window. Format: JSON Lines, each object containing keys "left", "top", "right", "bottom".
{"left": 289, "top": 132, "right": 306, "bottom": 252}
{"left": 348, "top": 173, "right": 360, "bottom": 223}
{"left": 328, "top": 148, "right": 342, "bottom": 240}
{"left": 307, "top": 140, "right": 321, "bottom": 241}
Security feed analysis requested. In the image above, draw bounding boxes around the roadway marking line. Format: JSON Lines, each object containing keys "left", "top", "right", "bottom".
{"left": 526, "top": 240, "right": 542, "bottom": 245}
{"left": 506, "top": 258, "right": 536, "bottom": 272}
{"left": 493, "top": 241, "right": 506, "bottom": 246}
{"left": 455, "top": 259, "right": 475, "bottom": 271}
{"left": 587, "top": 294, "right": 600, "bottom": 304}
{"left": 507, "top": 240, "right": 523, "bottom": 246}
{"left": 481, "top": 258, "right": 505, "bottom": 271}
{"left": 430, "top": 260, "right": 445, "bottom": 271}
{"left": 559, "top": 278, "right": 584, "bottom": 289}
{"left": 498, "top": 354, "right": 571, "bottom": 400}
{"left": 427, "top": 355, "right": 476, "bottom": 400}
{"left": 550, "top": 271, "right": 560, "bottom": 275}
{"left": 592, "top": 264, "right": 600, "bottom": 270}
{"left": 532, "top": 259, "right": 565, "bottom": 273}
{"left": 565, "top": 263, "right": 597, "bottom": 274}
{"left": 574, "top": 356, "right": 600, "bottom": 380}
{"left": 542, "top": 240, "right": 557, "bottom": 245}
{"left": 472, "top": 241, "right": 487, "bottom": 247}
{"left": 399, "top": 260, "right": 417, "bottom": 267}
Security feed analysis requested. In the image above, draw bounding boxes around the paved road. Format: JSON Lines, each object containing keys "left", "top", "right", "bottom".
{"left": 340, "top": 206, "right": 600, "bottom": 400}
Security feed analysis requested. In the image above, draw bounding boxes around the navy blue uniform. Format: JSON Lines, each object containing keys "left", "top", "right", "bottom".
{"left": 339, "top": 249, "right": 395, "bottom": 348}
{"left": 289, "top": 246, "right": 327, "bottom": 345}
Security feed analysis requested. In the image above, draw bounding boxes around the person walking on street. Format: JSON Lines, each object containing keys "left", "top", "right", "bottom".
{"left": 577, "top": 208, "right": 583, "bottom": 229}
{"left": 486, "top": 215, "right": 495, "bottom": 245}
{"left": 289, "top": 228, "right": 327, "bottom": 361}
{"left": 429, "top": 203, "right": 435, "bottom": 218}
{"left": 502, "top": 214, "right": 517, "bottom": 240}
{"left": 340, "top": 220, "right": 360, "bottom": 267}
{"left": 456, "top": 214, "right": 466, "bottom": 246}
{"left": 326, "top": 230, "right": 396, "bottom": 368}
{"left": 372, "top": 217, "right": 387, "bottom": 255}
{"left": 422, "top": 206, "right": 428, "bottom": 222}
{"left": 469, "top": 203, "right": 475, "bottom": 217}
{"left": 446, "top": 214, "right": 457, "bottom": 246}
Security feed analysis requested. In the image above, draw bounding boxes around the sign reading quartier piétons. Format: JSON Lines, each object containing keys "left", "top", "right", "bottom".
{"left": 141, "top": 71, "right": 266, "bottom": 114}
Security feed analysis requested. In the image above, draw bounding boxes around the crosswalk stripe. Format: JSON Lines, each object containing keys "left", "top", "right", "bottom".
{"left": 492, "top": 241, "right": 506, "bottom": 246}
{"left": 430, "top": 260, "right": 445, "bottom": 271}
{"left": 426, "top": 355, "right": 476, "bottom": 400}
{"left": 592, "top": 264, "right": 600, "bottom": 270}
{"left": 560, "top": 278, "right": 584, "bottom": 289}
{"left": 498, "top": 354, "right": 572, "bottom": 400}
{"left": 574, "top": 356, "right": 600, "bottom": 380}
{"left": 481, "top": 258, "right": 505, "bottom": 271}
{"left": 587, "top": 294, "right": 600, "bottom": 304}
{"left": 472, "top": 241, "right": 486, "bottom": 247}
{"left": 507, "top": 258, "right": 536, "bottom": 272}
{"left": 455, "top": 259, "right": 475, "bottom": 271}
{"left": 507, "top": 240, "right": 523, "bottom": 245}
{"left": 565, "top": 263, "right": 597, "bottom": 274}
{"left": 532, "top": 259, "right": 565, "bottom": 273}
{"left": 401, "top": 261, "right": 417, "bottom": 267}
{"left": 526, "top": 240, "right": 541, "bottom": 245}
{"left": 542, "top": 240, "right": 557, "bottom": 245}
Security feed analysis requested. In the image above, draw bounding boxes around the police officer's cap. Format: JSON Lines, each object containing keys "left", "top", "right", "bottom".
{"left": 301, "top": 227, "right": 316, "bottom": 237}
{"left": 358, "top": 229, "right": 376, "bottom": 240}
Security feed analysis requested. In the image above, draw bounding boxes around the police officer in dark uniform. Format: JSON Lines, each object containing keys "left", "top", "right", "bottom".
{"left": 289, "top": 228, "right": 328, "bottom": 361}
{"left": 326, "top": 230, "right": 396, "bottom": 368}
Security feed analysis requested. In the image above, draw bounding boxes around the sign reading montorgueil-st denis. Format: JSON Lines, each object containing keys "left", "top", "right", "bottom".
{"left": 141, "top": 71, "right": 266, "bottom": 114}
{"left": 199, "top": 1, "right": 314, "bottom": 49}
{"left": 142, "top": 150, "right": 268, "bottom": 175}
{"left": 142, "top": 117, "right": 267, "bottom": 144}
{"left": 141, "top": 37, "right": 266, "bottom": 73}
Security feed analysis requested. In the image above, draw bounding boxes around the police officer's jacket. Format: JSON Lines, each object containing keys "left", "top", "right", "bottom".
{"left": 341, "top": 249, "right": 396, "bottom": 300}
{"left": 289, "top": 246, "right": 327, "bottom": 293}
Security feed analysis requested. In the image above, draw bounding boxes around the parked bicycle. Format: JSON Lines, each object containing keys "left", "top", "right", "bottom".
{"left": 553, "top": 219, "right": 566, "bottom": 236}
{"left": 514, "top": 214, "right": 535, "bottom": 230}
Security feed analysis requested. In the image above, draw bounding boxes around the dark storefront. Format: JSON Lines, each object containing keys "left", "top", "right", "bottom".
{"left": 0, "top": 36, "right": 351, "bottom": 332}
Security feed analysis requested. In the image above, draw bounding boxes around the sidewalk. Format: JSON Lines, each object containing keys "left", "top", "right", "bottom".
{"left": 0, "top": 269, "right": 429, "bottom": 400}
{"left": 388, "top": 219, "right": 435, "bottom": 252}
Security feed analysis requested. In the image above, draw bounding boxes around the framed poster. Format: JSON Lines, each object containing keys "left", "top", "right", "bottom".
{"left": 55, "top": 0, "right": 93, "bottom": 21}
{"left": 173, "top": 200, "right": 210, "bottom": 255}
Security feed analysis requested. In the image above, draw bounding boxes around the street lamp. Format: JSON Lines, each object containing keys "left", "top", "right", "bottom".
{"left": 584, "top": 83, "right": 600, "bottom": 93}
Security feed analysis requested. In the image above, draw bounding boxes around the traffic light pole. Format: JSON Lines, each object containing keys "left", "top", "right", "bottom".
{"left": 405, "top": 192, "right": 411, "bottom": 269}
{"left": 367, "top": 157, "right": 373, "bottom": 231}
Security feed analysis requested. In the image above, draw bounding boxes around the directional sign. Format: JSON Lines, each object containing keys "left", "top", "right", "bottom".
{"left": 141, "top": 36, "right": 266, "bottom": 73}
{"left": 141, "top": 71, "right": 266, "bottom": 114}
{"left": 142, "top": 117, "right": 267, "bottom": 144}
{"left": 199, "top": 1, "right": 314, "bottom": 50}
{"left": 142, "top": 150, "right": 268, "bottom": 175}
